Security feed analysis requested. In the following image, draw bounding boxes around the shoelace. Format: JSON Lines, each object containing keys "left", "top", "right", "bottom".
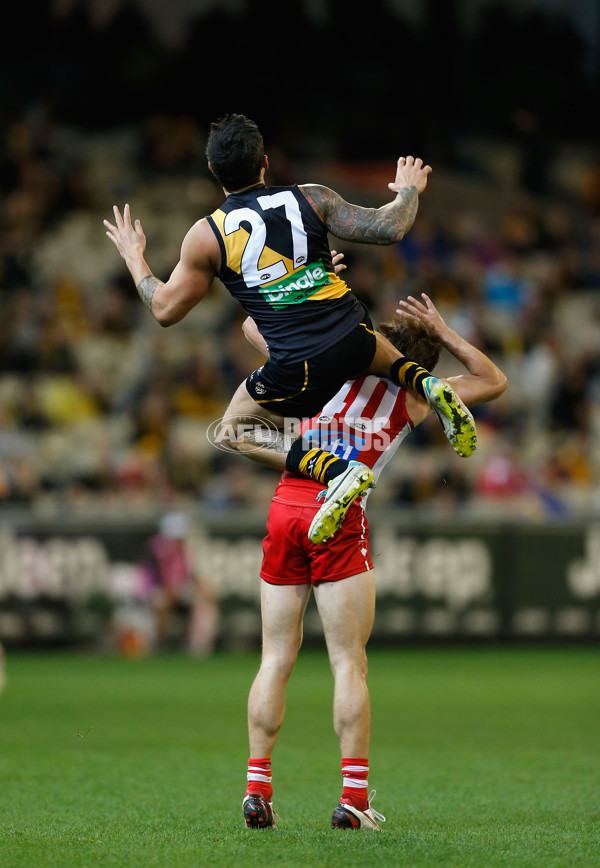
{"left": 367, "top": 789, "right": 386, "bottom": 824}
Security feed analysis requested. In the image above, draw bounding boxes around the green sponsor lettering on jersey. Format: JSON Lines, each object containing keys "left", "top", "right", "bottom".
{"left": 258, "top": 259, "right": 332, "bottom": 310}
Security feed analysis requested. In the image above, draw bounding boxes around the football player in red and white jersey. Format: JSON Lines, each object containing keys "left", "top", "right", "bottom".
{"left": 240, "top": 289, "right": 507, "bottom": 831}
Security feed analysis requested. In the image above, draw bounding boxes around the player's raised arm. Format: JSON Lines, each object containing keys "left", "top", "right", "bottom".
{"left": 300, "top": 156, "right": 431, "bottom": 245}
{"left": 103, "top": 204, "right": 218, "bottom": 327}
{"left": 397, "top": 293, "right": 508, "bottom": 406}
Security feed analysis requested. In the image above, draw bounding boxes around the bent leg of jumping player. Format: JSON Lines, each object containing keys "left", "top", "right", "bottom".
{"left": 220, "top": 293, "right": 482, "bottom": 547}
{"left": 219, "top": 328, "right": 475, "bottom": 463}
{"left": 217, "top": 333, "right": 475, "bottom": 546}
{"left": 217, "top": 327, "right": 475, "bottom": 534}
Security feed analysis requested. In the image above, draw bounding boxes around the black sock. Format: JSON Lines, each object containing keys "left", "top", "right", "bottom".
{"left": 286, "top": 439, "right": 349, "bottom": 485}
{"left": 389, "top": 356, "right": 431, "bottom": 400}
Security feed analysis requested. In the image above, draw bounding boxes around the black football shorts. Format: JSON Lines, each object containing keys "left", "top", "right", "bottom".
{"left": 245, "top": 310, "right": 377, "bottom": 419}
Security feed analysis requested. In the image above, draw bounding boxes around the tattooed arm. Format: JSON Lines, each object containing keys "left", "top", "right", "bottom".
{"left": 104, "top": 204, "right": 218, "bottom": 326}
{"left": 136, "top": 275, "right": 162, "bottom": 311}
{"left": 300, "top": 155, "right": 431, "bottom": 244}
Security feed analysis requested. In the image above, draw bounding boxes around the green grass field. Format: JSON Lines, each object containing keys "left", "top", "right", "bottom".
{"left": 0, "top": 647, "right": 598, "bottom": 867}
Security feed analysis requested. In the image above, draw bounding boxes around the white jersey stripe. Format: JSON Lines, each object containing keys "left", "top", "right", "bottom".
{"left": 344, "top": 386, "right": 375, "bottom": 420}
{"left": 318, "top": 380, "right": 355, "bottom": 418}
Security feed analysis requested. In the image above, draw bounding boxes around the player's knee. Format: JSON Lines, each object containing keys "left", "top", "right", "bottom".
{"left": 329, "top": 647, "right": 368, "bottom": 681}
{"left": 261, "top": 646, "right": 299, "bottom": 680}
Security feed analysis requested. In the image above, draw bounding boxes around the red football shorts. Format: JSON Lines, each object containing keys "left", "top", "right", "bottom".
{"left": 260, "top": 474, "right": 374, "bottom": 586}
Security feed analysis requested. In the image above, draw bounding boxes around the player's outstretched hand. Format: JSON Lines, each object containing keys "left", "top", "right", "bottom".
{"left": 396, "top": 292, "right": 446, "bottom": 337}
{"left": 103, "top": 204, "right": 146, "bottom": 262}
{"left": 388, "top": 156, "right": 432, "bottom": 195}
{"left": 331, "top": 249, "right": 346, "bottom": 274}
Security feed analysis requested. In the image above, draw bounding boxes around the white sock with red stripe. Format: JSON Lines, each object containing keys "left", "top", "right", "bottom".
{"left": 341, "top": 757, "right": 369, "bottom": 811}
{"left": 245, "top": 757, "right": 273, "bottom": 801}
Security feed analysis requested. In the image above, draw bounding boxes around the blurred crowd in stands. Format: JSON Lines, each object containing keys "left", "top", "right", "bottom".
{"left": 1, "top": 103, "right": 599, "bottom": 523}
{"left": 1, "top": 0, "right": 600, "bottom": 522}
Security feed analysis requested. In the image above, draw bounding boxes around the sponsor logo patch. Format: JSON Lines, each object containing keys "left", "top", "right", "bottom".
{"left": 258, "top": 259, "right": 331, "bottom": 309}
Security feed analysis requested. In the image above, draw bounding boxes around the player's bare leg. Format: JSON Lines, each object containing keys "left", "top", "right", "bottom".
{"left": 248, "top": 582, "right": 311, "bottom": 756}
{"left": 244, "top": 581, "right": 312, "bottom": 829}
{"left": 215, "top": 381, "right": 293, "bottom": 469}
{"left": 314, "top": 570, "right": 385, "bottom": 830}
{"left": 367, "top": 331, "right": 477, "bottom": 458}
{"left": 314, "top": 571, "right": 374, "bottom": 757}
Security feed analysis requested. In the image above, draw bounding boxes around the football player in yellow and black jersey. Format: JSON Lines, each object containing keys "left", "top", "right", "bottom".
{"left": 104, "top": 114, "right": 477, "bottom": 540}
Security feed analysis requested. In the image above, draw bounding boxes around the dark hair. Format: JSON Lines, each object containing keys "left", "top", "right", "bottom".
{"left": 378, "top": 314, "right": 442, "bottom": 372}
{"left": 206, "top": 114, "right": 264, "bottom": 191}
